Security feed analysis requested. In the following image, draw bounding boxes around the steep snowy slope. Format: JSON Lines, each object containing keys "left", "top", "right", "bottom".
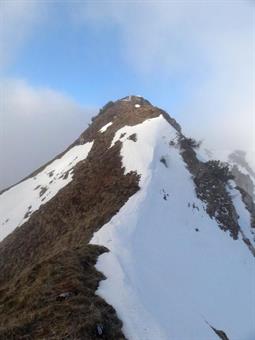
{"left": 91, "top": 115, "right": 255, "bottom": 340}
{"left": 0, "top": 142, "right": 93, "bottom": 241}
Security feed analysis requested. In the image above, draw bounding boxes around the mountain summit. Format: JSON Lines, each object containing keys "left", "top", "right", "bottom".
{"left": 0, "top": 97, "right": 254, "bottom": 339}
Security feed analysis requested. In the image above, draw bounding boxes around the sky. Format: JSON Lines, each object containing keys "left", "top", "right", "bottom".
{"left": 0, "top": 0, "right": 254, "bottom": 189}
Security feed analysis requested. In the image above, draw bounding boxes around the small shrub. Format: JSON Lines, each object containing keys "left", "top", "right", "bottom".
{"left": 179, "top": 136, "right": 202, "bottom": 149}
{"left": 99, "top": 101, "right": 114, "bottom": 115}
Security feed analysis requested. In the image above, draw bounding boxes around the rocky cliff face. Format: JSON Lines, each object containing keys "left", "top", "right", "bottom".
{"left": 0, "top": 96, "right": 254, "bottom": 339}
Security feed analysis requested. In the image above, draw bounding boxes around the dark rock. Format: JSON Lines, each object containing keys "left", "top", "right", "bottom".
{"left": 160, "top": 156, "right": 168, "bottom": 168}
{"left": 128, "top": 133, "right": 137, "bottom": 142}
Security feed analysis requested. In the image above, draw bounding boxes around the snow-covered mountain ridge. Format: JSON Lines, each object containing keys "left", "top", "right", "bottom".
{"left": 91, "top": 114, "right": 254, "bottom": 340}
{"left": 0, "top": 96, "right": 254, "bottom": 339}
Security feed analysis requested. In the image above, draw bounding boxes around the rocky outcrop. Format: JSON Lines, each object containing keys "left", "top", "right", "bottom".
{"left": 179, "top": 136, "right": 240, "bottom": 240}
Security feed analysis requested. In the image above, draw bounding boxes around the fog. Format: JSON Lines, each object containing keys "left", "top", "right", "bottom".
{"left": 0, "top": 79, "right": 95, "bottom": 190}
{"left": 79, "top": 1, "right": 254, "bottom": 158}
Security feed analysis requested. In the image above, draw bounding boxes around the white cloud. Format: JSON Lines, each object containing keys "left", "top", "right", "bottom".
{"left": 75, "top": 2, "right": 253, "bottom": 73}
{"left": 75, "top": 1, "right": 254, "bottom": 154}
{"left": 0, "top": 79, "right": 96, "bottom": 189}
{"left": 0, "top": 1, "right": 45, "bottom": 71}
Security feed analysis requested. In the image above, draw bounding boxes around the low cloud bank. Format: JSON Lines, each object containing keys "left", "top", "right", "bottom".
{"left": 0, "top": 79, "right": 96, "bottom": 189}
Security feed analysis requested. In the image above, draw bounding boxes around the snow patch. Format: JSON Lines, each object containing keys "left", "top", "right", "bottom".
{"left": 228, "top": 181, "right": 255, "bottom": 247}
{"left": 110, "top": 116, "right": 175, "bottom": 186}
{"left": 0, "top": 141, "right": 94, "bottom": 241}
{"left": 135, "top": 104, "right": 141, "bottom": 108}
{"left": 100, "top": 122, "right": 113, "bottom": 133}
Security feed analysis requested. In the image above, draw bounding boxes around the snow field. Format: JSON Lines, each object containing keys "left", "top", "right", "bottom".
{"left": 91, "top": 116, "right": 255, "bottom": 340}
